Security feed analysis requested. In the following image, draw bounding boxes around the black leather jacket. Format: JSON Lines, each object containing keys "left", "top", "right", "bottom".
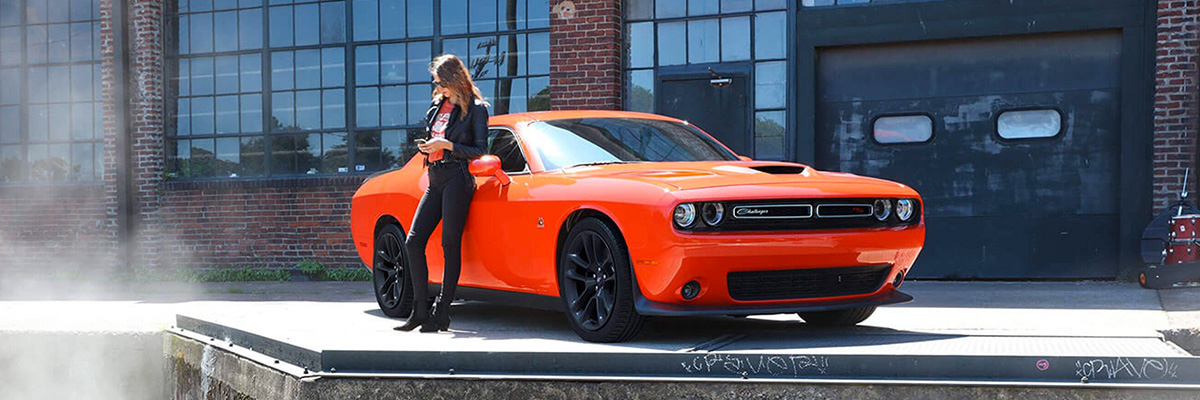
{"left": 420, "top": 98, "right": 489, "bottom": 162}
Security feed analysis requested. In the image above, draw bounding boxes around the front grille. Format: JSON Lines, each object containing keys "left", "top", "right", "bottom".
{"left": 727, "top": 265, "right": 891, "bottom": 301}
{"left": 683, "top": 198, "right": 920, "bottom": 232}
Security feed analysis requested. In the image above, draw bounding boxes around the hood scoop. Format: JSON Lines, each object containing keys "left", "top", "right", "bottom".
{"left": 748, "top": 165, "right": 807, "bottom": 175}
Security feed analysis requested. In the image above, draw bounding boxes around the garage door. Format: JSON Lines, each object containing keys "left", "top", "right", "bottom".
{"left": 815, "top": 31, "right": 1122, "bottom": 279}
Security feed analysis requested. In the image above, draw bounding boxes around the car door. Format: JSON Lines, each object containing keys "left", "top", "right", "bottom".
{"left": 458, "top": 127, "right": 539, "bottom": 293}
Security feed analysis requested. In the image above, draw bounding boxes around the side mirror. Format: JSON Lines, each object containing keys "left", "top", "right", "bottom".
{"left": 470, "top": 155, "right": 511, "bottom": 186}
{"left": 738, "top": 155, "right": 752, "bottom": 161}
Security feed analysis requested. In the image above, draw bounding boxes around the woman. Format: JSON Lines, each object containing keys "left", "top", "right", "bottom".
{"left": 394, "top": 54, "right": 490, "bottom": 333}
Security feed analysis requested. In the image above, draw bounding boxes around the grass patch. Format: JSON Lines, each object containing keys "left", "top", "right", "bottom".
{"left": 187, "top": 266, "right": 290, "bottom": 283}
{"left": 295, "top": 259, "right": 372, "bottom": 282}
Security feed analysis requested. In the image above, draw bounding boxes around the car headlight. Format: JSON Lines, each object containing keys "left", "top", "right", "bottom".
{"left": 673, "top": 203, "right": 697, "bottom": 228}
{"left": 701, "top": 202, "right": 724, "bottom": 226}
{"left": 896, "top": 199, "right": 916, "bottom": 221}
{"left": 873, "top": 199, "right": 892, "bottom": 221}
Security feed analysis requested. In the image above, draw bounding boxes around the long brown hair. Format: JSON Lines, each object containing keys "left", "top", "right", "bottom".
{"left": 429, "top": 54, "right": 488, "bottom": 120}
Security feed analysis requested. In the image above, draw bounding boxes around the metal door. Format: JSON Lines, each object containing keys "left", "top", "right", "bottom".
{"left": 657, "top": 71, "right": 752, "bottom": 156}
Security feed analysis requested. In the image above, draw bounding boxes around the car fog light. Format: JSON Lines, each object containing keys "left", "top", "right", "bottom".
{"left": 674, "top": 203, "right": 697, "bottom": 228}
{"left": 896, "top": 199, "right": 915, "bottom": 221}
{"left": 681, "top": 281, "right": 701, "bottom": 300}
{"left": 892, "top": 271, "right": 905, "bottom": 288}
{"left": 873, "top": 199, "right": 892, "bottom": 221}
{"left": 702, "top": 203, "right": 725, "bottom": 226}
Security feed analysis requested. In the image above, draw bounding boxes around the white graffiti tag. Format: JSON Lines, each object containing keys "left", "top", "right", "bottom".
{"left": 1074, "top": 357, "right": 1180, "bottom": 381}
{"left": 680, "top": 354, "right": 830, "bottom": 376}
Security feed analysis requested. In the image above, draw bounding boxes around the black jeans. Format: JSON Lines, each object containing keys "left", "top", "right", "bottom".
{"left": 405, "top": 161, "right": 476, "bottom": 307}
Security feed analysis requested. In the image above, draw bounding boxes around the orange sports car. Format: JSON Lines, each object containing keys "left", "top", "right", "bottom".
{"left": 351, "top": 110, "right": 925, "bottom": 342}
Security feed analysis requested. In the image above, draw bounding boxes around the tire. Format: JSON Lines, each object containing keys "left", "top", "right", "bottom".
{"left": 373, "top": 224, "right": 414, "bottom": 318}
{"left": 558, "top": 217, "right": 646, "bottom": 342}
{"left": 798, "top": 306, "right": 876, "bottom": 327}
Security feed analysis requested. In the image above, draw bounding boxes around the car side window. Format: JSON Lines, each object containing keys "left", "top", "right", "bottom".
{"left": 487, "top": 129, "right": 530, "bottom": 173}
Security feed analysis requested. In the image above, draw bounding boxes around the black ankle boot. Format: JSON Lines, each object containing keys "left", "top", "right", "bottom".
{"left": 394, "top": 299, "right": 429, "bottom": 332}
{"left": 421, "top": 296, "right": 451, "bottom": 332}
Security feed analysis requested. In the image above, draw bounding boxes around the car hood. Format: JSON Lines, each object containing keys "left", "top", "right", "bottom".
{"left": 560, "top": 161, "right": 911, "bottom": 193}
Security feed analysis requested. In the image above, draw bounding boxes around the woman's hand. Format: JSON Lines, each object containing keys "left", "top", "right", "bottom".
{"left": 418, "top": 137, "right": 454, "bottom": 153}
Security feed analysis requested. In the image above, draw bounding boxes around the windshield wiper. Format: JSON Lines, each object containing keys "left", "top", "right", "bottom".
{"left": 564, "top": 161, "right": 626, "bottom": 169}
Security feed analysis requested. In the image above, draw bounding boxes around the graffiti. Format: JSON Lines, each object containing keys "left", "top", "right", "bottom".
{"left": 680, "top": 354, "right": 830, "bottom": 376}
{"left": 1074, "top": 357, "right": 1180, "bottom": 381}
{"left": 1036, "top": 359, "right": 1050, "bottom": 371}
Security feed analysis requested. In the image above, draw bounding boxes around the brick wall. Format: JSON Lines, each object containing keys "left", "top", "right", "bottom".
{"left": 128, "top": 0, "right": 168, "bottom": 270}
{"left": 549, "top": 0, "right": 622, "bottom": 110}
{"left": 0, "top": 187, "right": 114, "bottom": 274}
{"left": 1154, "top": 0, "right": 1200, "bottom": 211}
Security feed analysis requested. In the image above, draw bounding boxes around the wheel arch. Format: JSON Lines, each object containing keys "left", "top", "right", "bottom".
{"left": 369, "top": 215, "right": 404, "bottom": 270}
{"left": 553, "top": 208, "right": 642, "bottom": 300}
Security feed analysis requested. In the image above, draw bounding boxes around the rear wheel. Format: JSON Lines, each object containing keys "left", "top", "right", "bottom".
{"left": 558, "top": 217, "right": 645, "bottom": 342}
{"left": 798, "top": 306, "right": 876, "bottom": 327}
{"left": 373, "top": 224, "right": 414, "bottom": 318}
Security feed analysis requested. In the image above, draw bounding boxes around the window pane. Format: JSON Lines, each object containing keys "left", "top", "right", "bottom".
{"left": 470, "top": 0, "right": 496, "bottom": 33}
{"left": 28, "top": 67, "right": 46, "bottom": 103}
{"left": 441, "top": 0, "right": 466, "bottom": 34}
{"left": 214, "top": 55, "right": 238, "bottom": 94}
{"left": 320, "top": 1, "right": 346, "bottom": 44}
{"left": 296, "top": 90, "right": 320, "bottom": 130}
{"left": 496, "top": 33, "right": 523, "bottom": 77}
{"left": 191, "top": 57, "right": 214, "bottom": 95}
{"left": 240, "top": 136, "right": 265, "bottom": 176}
{"left": 322, "top": 47, "right": 344, "bottom": 88}
{"left": 271, "top": 51, "right": 293, "bottom": 90}
{"left": 755, "top": 61, "right": 784, "bottom": 109}
{"left": 407, "top": 41, "right": 430, "bottom": 83}
{"left": 271, "top": 91, "right": 294, "bottom": 129}
{"left": 527, "top": 0, "right": 548, "bottom": 29}
{"left": 689, "top": 0, "right": 718, "bottom": 15}
{"left": 294, "top": 4, "right": 318, "bottom": 46}
{"left": 241, "top": 93, "right": 262, "bottom": 132}
{"left": 687, "top": 19, "right": 719, "bottom": 64}
{"left": 0, "top": 106, "right": 20, "bottom": 143}
{"left": 356, "top": 87, "right": 379, "bottom": 127}
{"left": 191, "top": 97, "right": 214, "bottom": 135}
{"left": 469, "top": 36, "right": 497, "bottom": 79}
{"left": 627, "top": 22, "right": 653, "bottom": 68}
{"left": 379, "top": 0, "right": 403, "bottom": 39}
{"left": 191, "top": 12, "right": 213, "bottom": 53}
{"left": 295, "top": 49, "right": 320, "bottom": 89}
{"left": 215, "top": 95, "right": 239, "bottom": 134}
{"left": 756, "top": 0, "right": 786, "bottom": 10}
{"left": 71, "top": 103, "right": 92, "bottom": 139}
{"left": 656, "top": 0, "right": 684, "bottom": 18}
{"left": 321, "top": 132, "right": 347, "bottom": 172}
{"left": 48, "top": 104, "right": 69, "bottom": 141}
{"left": 269, "top": 6, "right": 293, "bottom": 47}
{"left": 353, "top": 130, "right": 381, "bottom": 171}
{"left": 380, "top": 42, "right": 404, "bottom": 84}
{"left": 721, "top": 16, "right": 750, "bottom": 62}
{"left": 2, "top": 0, "right": 22, "bottom": 26}
{"left": 269, "top": 134, "right": 294, "bottom": 174}
{"left": 1, "top": 27, "right": 21, "bottom": 66}
{"left": 755, "top": 12, "right": 785, "bottom": 59}
{"left": 442, "top": 37, "right": 467, "bottom": 62}
{"left": 215, "top": 136, "right": 240, "bottom": 177}
{"left": 71, "top": 64, "right": 93, "bottom": 102}
{"left": 627, "top": 0, "right": 653, "bottom": 19}
{"left": 47, "top": 24, "right": 68, "bottom": 62}
{"left": 175, "top": 99, "right": 190, "bottom": 135}
{"left": 408, "top": 0, "right": 432, "bottom": 37}
{"left": 28, "top": 105, "right": 48, "bottom": 141}
{"left": 239, "top": 9, "right": 263, "bottom": 50}
{"left": 213, "top": 0, "right": 236, "bottom": 10}
{"left": 755, "top": 111, "right": 785, "bottom": 160}
{"left": 322, "top": 89, "right": 344, "bottom": 128}
{"left": 69, "top": 22, "right": 91, "bottom": 62}
{"left": 356, "top": 45, "right": 379, "bottom": 86}
{"left": 528, "top": 32, "right": 548, "bottom": 75}
{"left": 380, "top": 85, "right": 404, "bottom": 125}
{"left": 0, "top": 144, "right": 23, "bottom": 182}
{"left": 498, "top": 0, "right": 519, "bottom": 30}
{"left": 528, "top": 75, "right": 548, "bottom": 111}
{"left": 27, "top": 25, "right": 48, "bottom": 63}
{"left": 48, "top": 65, "right": 69, "bottom": 102}
{"left": 997, "top": 109, "right": 1062, "bottom": 139}
{"left": 874, "top": 115, "right": 933, "bottom": 144}
{"left": 352, "top": 0, "right": 378, "bottom": 41}
{"left": 627, "top": 69, "right": 653, "bottom": 113}
{"left": 495, "top": 77, "right": 525, "bottom": 114}
{"left": 213, "top": 11, "right": 237, "bottom": 52}
{"left": 70, "top": 142, "right": 92, "bottom": 181}
{"left": 302, "top": 133, "right": 320, "bottom": 173}
{"left": 190, "top": 138, "right": 214, "bottom": 177}
{"left": 657, "top": 22, "right": 685, "bottom": 66}
{"left": 408, "top": 84, "right": 429, "bottom": 124}
{"left": 723, "top": 0, "right": 752, "bottom": 12}
{"left": 240, "top": 54, "right": 262, "bottom": 92}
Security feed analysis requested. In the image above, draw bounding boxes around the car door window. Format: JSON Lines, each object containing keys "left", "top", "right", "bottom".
{"left": 487, "top": 129, "right": 529, "bottom": 173}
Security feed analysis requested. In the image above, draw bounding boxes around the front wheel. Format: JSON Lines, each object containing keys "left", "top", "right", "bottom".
{"left": 373, "top": 224, "right": 414, "bottom": 318}
{"left": 558, "top": 217, "right": 645, "bottom": 342}
{"left": 798, "top": 306, "right": 876, "bottom": 327}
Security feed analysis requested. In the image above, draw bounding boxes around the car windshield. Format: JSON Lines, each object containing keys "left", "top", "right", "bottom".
{"left": 521, "top": 118, "right": 739, "bottom": 170}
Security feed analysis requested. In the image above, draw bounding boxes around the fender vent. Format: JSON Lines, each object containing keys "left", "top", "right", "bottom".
{"left": 749, "top": 165, "right": 806, "bottom": 174}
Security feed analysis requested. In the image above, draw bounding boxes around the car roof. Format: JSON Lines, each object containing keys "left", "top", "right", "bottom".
{"left": 488, "top": 110, "right": 685, "bottom": 127}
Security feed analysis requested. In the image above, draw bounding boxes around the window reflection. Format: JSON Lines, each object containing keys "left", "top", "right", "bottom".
{"left": 997, "top": 109, "right": 1061, "bottom": 140}
{"left": 874, "top": 115, "right": 933, "bottom": 144}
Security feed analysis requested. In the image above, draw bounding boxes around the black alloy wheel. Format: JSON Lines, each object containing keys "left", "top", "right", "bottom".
{"left": 373, "top": 224, "right": 414, "bottom": 318}
{"left": 558, "top": 217, "right": 645, "bottom": 342}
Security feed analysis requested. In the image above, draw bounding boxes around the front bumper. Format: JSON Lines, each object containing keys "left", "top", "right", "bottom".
{"left": 635, "top": 289, "right": 913, "bottom": 316}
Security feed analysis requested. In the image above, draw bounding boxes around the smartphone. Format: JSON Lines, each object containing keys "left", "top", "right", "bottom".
{"left": 414, "top": 138, "right": 427, "bottom": 145}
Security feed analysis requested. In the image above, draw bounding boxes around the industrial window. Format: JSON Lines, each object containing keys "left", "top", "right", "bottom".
{"left": 0, "top": 0, "right": 104, "bottom": 184}
{"left": 623, "top": 0, "right": 789, "bottom": 160}
{"left": 873, "top": 115, "right": 933, "bottom": 144}
{"left": 997, "top": 109, "right": 1062, "bottom": 140}
{"left": 166, "top": 0, "right": 551, "bottom": 180}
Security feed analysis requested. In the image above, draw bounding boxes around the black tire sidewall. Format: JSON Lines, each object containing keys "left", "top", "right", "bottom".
{"left": 558, "top": 217, "right": 645, "bottom": 342}
{"left": 373, "top": 224, "right": 414, "bottom": 318}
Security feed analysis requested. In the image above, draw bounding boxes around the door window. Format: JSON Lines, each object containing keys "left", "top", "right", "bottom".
{"left": 873, "top": 114, "right": 933, "bottom": 144}
{"left": 997, "top": 109, "right": 1062, "bottom": 140}
{"left": 487, "top": 129, "right": 529, "bottom": 173}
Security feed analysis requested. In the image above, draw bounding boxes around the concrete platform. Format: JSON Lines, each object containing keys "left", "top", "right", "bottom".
{"left": 171, "top": 281, "right": 1200, "bottom": 386}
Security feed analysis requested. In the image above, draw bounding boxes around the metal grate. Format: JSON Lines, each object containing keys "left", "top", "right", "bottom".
{"left": 727, "top": 265, "right": 891, "bottom": 301}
